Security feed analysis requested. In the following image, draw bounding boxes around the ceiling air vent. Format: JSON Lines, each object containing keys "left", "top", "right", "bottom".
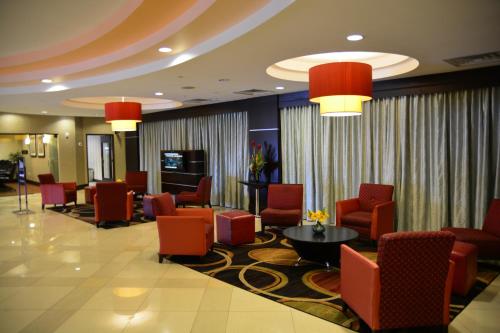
{"left": 444, "top": 51, "right": 500, "bottom": 67}
{"left": 183, "top": 98, "right": 213, "bottom": 104}
{"left": 234, "top": 88, "right": 272, "bottom": 96}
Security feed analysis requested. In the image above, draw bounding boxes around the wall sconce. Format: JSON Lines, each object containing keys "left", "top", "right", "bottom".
{"left": 64, "top": 132, "right": 70, "bottom": 139}
{"left": 42, "top": 134, "right": 51, "bottom": 144}
{"left": 24, "top": 135, "right": 31, "bottom": 145}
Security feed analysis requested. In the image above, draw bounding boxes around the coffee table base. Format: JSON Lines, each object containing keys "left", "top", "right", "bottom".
{"left": 288, "top": 238, "right": 345, "bottom": 268}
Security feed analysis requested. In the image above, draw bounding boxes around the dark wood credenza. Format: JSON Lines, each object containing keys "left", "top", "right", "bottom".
{"left": 160, "top": 150, "right": 205, "bottom": 194}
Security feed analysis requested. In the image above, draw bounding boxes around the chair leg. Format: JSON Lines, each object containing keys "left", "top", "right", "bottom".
{"left": 158, "top": 254, "right": 165, "bottom": 263}
{"left": 201, "top": 204, "right": 205, "bottom": 208}
{"left": 209, "top": 203, "right": 212, "bottom": 208}
{"left": 42, "top": 204, "right": 45, "bottom": 210}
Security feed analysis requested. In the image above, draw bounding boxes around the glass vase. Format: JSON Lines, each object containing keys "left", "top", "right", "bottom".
{"left": 312, "top": 221, "right": 325, "bottom": 234}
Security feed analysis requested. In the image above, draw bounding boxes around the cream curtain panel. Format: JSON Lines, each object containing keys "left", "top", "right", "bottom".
{"left": 281, "top": 87, "right": 500, "bottom": 231}
{"left": 139, "top": 112, "right": 249, "bottom": 209}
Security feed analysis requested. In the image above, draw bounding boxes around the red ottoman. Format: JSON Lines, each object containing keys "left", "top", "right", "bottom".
{"left": 217, "top": 210, "right": 255, "bottom": 246}
{"left": 451, "top": 241, "right": 477, "bottom": 296}
{"left": 143, "top": 194, "right": 161, "bottom": 219}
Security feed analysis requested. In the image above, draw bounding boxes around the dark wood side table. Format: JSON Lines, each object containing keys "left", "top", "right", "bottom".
{"left": 238, "top": 181, "right": 269, "bottom": 218}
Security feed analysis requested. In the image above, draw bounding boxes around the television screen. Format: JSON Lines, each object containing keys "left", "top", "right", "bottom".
{"left": 164, "top": 152, "right": 184, "bottom": 171}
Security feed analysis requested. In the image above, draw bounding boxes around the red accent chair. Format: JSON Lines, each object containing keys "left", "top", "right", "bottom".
{"left": 341, "top": 231, "right": 455, "bottom": 331}
{"left": 125, "top": 171, "right": 148, "bottom": 196}
{"left": 442, "top": 199, "right": 500, "bottom": 259}
{"left": 38, "top": 173, "right": 77, "bottom": 209}
{"left": 336, "top": 183, "right": 395, "bottom": 241}
{"left": 94, "top": 182, "right": 133, "bottom": 227}
{"left": 175, "top": 176, "right": 212, "bottom": 208}
{"left": 260, "top": 184, "right": 303, "bottom": 230}
{"left": 154, "top": 193, "right": 214, "bottom": 262}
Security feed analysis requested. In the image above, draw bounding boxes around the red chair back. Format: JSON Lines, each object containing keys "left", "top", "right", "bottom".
{"left": 195, "top": 176, "right": 212, "bottom": 202}
{"left": 38, "top": 173, "right": 56, "bottom": 184}
{"left": 359, "top": 183, "right": 394, "bottom": 212}
{"left": 152, "top": 193, "right": 177, "bottom": 216}
{"left": 483, "top": 199, "right": 500, "bottom": 237}
{"left": 126, "top": 171, "right": 148, "bottom": 192}
{"left": 96, "top": 182, "right": 128, "bottom": 220}
{"left": 267, "top": 184, "right": 303, "bottom": 210}
{"left": 377, "top": 231, "right": 455, "bottom": 329}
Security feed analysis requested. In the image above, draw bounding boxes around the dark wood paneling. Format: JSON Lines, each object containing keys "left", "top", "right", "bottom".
{"left": 160, "top": 150, "right": 205, "bottom": 194}
{"left": 125, "top": 131, "right": 139, "bottom": 172}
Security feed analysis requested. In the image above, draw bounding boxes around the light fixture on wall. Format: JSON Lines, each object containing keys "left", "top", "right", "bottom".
{"left": 309, "top": 62, "right": 373, "bottom": 116}
{"left": 42, "top": 134, "right": 51, "bottom": 144}
{"left": 104, "top": 100, "right": 142, "bottom": 132}
{"left": 24, "top": 135, "right": 30, "bottom": 145}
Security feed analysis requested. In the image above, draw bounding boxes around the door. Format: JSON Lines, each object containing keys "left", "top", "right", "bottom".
{"left": 86, "top": 134, "right": 114, "bottom": 183}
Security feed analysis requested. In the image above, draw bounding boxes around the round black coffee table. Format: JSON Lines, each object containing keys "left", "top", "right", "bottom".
{"left": 283, "top": 225, "right": 359, "bottom": 269}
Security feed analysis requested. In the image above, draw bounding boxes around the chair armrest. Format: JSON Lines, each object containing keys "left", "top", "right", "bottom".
{"left": 40, "top": 183, "right": 65, "bottom": 203}
{"left": 371, "top": 201, "right": 395, "bottom": 239}
{"left": 60, "top": 182, "right": 77, "bottom": 191}
{"left": 176, "top": 208, "right": 213, "bottom": 224}
{"left": 335, "top": 198, "right": 360, "bottom": 226}
{"left": 126, "top": 191, "right": 134, "bottom": 221}
{"left": 341, "top": 244, "right": 380, "bottom": 330}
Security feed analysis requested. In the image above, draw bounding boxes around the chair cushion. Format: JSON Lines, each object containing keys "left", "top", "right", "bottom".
{"left": 341, "top": 211, "right": 372, "bottom": 227}
{"left": 176, "top": 192, "right": 199, "bottom": 203}
{"left": 261, "top": 208, "right": 302, "bottom": 226}
{"left": 442, "top": 227, "right": 500, "bottom": 259}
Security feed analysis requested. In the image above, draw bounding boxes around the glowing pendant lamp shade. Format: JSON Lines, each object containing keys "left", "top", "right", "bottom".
{"left": 309, "top": 62, "right": 372, "bottom": 116}
{"left": 105, "top": 102, "right": 142, "bottom": 131}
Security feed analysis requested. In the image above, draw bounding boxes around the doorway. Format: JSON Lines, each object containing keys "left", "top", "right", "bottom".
{"left": 86, "top": 134, "right": 114, "bottom": 183}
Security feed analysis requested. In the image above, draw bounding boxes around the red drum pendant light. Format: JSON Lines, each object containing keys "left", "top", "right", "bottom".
{"left": 104, "top": 101, "right": 142, "bottom": 131}
{"left": 309, "top": 62, "right": 372, "bottom": 116}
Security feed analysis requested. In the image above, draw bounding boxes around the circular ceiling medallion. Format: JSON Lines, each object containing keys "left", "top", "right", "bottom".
{"left": 62, "top": 96, "right": 182, "bottom": 111}
{"left": 266, "top": 51, "right": 419, "bottom": 81}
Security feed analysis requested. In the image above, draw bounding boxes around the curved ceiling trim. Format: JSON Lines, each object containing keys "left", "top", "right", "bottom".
{"left": 0, "top": 0, "right": 143, "bottom": 67}
{"left": 0, "top": 0, "right": 294, "bottom": 95}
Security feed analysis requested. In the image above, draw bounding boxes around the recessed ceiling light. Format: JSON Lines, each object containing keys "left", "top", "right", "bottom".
{"left": 181, "top": 86, "right": 195, "bottom": 90}
{"left": 41, "top": 79, "right": 53, "bottom": 83}
{"left": 29, "top": 223, "right": 35, "bottom": 228}
{"left": 154, "top": 92, "right": 164, "bottom": 96}
{"left": 41, "top": 110, "right": 48, "bottom": 114}
{"left": 45, "top": 85, "right": 69, "bottom": 92}
{"left": 275, "top": 86, "right": 285, "bottom": 90}
{"left": 75, "top": 267, "right": 81, "bottom": 271}
{"left": 158, "top": 47, "right": 172, "bottom": 53}
{"left": 346, "top": 34, "right": 364, "bottom": 41}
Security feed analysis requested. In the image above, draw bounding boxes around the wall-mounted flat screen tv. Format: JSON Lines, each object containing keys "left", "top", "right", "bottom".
{"left": 163, "top": 152, "right": 185, "bottom": 171}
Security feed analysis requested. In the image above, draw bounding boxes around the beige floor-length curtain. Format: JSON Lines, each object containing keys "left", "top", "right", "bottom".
{"left": 281, "top": 87, "right": 500, "bottom": 231}
{"left": 139, "top": 111, "right": 249, "bottom": 209}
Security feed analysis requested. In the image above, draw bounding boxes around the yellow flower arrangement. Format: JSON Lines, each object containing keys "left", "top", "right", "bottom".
{"left": 307, "top": 208, "right": 330, "bottom": 224}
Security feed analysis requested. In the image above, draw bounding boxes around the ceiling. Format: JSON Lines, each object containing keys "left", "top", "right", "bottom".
{"left": 0, "top": 0, "right": 499, "bottom": 117}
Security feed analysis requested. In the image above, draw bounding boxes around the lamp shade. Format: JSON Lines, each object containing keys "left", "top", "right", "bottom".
{"left": 309, "top": 62, "right": 372, "bottom": 116}
{"left": 104, "top": 102, "right": 142, "bottom": 131}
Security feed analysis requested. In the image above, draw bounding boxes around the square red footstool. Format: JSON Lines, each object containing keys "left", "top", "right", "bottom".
{"left": 216, "top": 210, "right": 255, "bottom": 246}
{"left": 143, "top": 194, "right": 161, "bottom": 219}
{"left": 451, "top": 241, "right": 478, "bottom": 296}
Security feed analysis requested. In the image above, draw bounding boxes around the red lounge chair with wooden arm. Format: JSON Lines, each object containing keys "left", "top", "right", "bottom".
{"left": 442, "top": 198, "right": 500, "bottom": 259}
{"left": 38, "top": 173, "right": 77, "bottom": 209}
{"left": 341, "top": 231, "right": 455, "bottom": 331}
{"left": 93, "top": 182, "right": 133, "bottom": 228}
{"left": 125, "top": 171, "right": 148, "bottom": 196}
{"left": 175, "top": 176, "right": 212, "bottom": 208}
{"left": 154, "top": 193, "right": 214, "bottom": 262}
{"left": 260, "top": 184, "right": 303, "bottom": 230}
{"left": 336, "top": 183, "right": 395, "bottom": 241}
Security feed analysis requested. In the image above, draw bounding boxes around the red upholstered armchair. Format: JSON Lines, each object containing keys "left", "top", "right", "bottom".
{"left": 125, "top": 171, "right": 148, "bottom": 195}
{"left": 94, "top": 182, "right": 133, "bottom": 227}
{"left": 442, "top": 199, "right": 500, "bottom": 259}
{"left": 175, "top": 176, "right": 212, "bottom": 208}
{"left": 336, "top": 183, "right": 395, "bottom": 241}
{"left": 341, "top": 231, "right": 455, "bottom": 331}
{"left": 260, "top": 184, "right": 303, "bottom": 230}
{"left": 38, "top": 173, "right": 77, "bottom": 209}
{"left": 155, "top": 193, "right": 214, "bottom": 262}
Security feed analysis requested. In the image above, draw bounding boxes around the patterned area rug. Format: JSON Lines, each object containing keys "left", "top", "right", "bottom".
{"left": 171, "top": 229, "right": 499, "bottom": 332}
{"left": 48, "top": 202, "right": 154, "bottom": 228}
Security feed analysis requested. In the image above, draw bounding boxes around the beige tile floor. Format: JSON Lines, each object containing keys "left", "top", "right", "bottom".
{"left": 0, "top": 191, "right": 498, "bottom": 333}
